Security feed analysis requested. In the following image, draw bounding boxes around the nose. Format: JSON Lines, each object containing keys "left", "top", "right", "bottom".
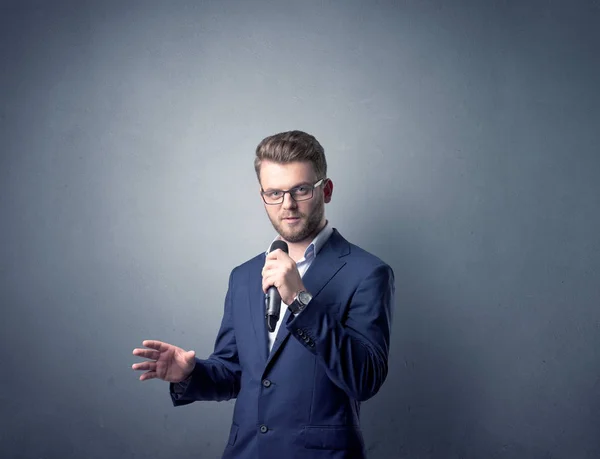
{"left": 282, "top": 192, "right": 298, "bottom": 210}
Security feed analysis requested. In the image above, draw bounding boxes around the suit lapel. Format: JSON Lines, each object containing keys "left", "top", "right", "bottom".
{"left": 265, "top": 307, "right": 292, "bottom": 365}
{"left": 263, "top": 230, "right": 349, "bottom": 373}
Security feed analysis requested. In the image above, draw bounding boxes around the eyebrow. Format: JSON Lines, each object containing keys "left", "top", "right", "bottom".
{"left": 263, "top": 181, "right": 313, "bottom": 192}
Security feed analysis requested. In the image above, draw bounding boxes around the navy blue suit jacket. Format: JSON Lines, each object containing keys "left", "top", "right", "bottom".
{"left": 170, "top": 229, "right": 395, "bottom": 458}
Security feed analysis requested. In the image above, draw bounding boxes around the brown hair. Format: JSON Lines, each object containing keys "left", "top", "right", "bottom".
{"left": 254, "top": 130, "right": 327, "bottom": 182}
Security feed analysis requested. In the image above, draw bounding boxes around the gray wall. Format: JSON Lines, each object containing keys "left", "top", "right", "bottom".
{"left": 1, "top": 1, "right": 599, "bottom": 458}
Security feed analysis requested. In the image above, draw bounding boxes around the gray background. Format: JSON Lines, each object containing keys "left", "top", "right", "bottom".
{"left": 1, "top": 1, "right": 599, "bottom": 458}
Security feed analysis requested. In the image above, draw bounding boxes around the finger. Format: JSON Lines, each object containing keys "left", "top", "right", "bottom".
{"left": 132, "top": 349, "right": 160, "bottom": 360}
{"left": 175, "top": 348, "right": 195, "bottom": 360}
{"left": 262, "top": 273, "right": 272, "bottom": 289}
{"left": 277, "top": 249, "right": 291, "bottom": 260}
{"left": 263, "top": 258, "right": 288, "bottom": 273}
{"left": 180, "top": 349, "right": 196, "bottom": 365}
{"left": 269, "top": 248, "right": 289, "bottom": 259}
{"left": 141, "top": 340, "right": 170, "bottom": 351}
{"left": 266, "top": 250, "right": 284, "bottom": 260}
{"left": 262, "top": 275, "right": 279, "bottom": 293}
{"left": 262, "top": 259, "right": 278, "bottom": 271}
{"left": 264, "top": 259, "right": 293, "bottom": 275}
{"left": 261, "top": 265, "right": 275, "bottom": 278}
{"left": 132, "top": 361, "right": 156, "bottom": 371}
{"left": 139, "top": 371, "right": 158, "bottom": 381}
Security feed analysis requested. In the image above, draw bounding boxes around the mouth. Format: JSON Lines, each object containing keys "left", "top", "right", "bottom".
{"left": 282, "top": 216, "right": 301, "bottom": 222}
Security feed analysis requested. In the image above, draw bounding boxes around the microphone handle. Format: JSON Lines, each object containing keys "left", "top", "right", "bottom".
{"left": 267, "top": 314, "right": 278, "bottom": 333}
{"left": 265, "top": 286, "right": 281, "bottom": 332}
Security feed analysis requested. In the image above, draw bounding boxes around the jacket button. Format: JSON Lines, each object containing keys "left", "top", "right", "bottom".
{"left": 262, "top": 379, "right": 271, "bottom": 387}
{"left": 260, "top": 425, "right": 268, "bottom": 433}
{"left": 297, "top": 329, "right": 304, "bottom": 336}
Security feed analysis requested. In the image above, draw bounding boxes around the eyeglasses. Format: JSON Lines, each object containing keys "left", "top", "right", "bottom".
{"left": 261, "top": 179, "right": 326, "bottom": 205}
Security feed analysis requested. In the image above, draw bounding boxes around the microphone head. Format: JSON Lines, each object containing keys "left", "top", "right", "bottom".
{"left": 269, "top": 239, "right": 289, "bottom": 254}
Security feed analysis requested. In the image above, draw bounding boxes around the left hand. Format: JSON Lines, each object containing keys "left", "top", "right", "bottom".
{"left": 262, "top": 249, "right": 305, "bottom": 305}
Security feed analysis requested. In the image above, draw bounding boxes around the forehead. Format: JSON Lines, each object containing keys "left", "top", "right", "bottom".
{"left": 259, "top": 161, "right": 317, "bottom": 189}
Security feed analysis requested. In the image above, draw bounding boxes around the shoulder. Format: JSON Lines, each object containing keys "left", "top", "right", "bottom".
{"left": 335, "top": 230, "right": 392, "bottom": 270}
{"left": 321, "top": 231, "right": 395, "bottom": 303}
{"left": 348, "top": 241, "right": 389, "bottom": 267}
{"left": 227, "top": 251, "right": 265, "bottom": 281}
{"left": 346, "top": 242, "right": 395, "bottom": 285}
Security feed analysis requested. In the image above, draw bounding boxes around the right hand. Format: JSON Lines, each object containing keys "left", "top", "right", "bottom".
{"left": 132, "top": 340, "right": 196, "bottom": 382}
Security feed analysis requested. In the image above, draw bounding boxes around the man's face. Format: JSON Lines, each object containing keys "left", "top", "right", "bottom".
{"left": 259, "top": 160, "right": 331, "bottom": 244}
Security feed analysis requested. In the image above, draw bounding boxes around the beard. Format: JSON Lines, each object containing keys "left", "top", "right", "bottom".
{"left": 268, "top": 200, "right": 325, "bottom": 243}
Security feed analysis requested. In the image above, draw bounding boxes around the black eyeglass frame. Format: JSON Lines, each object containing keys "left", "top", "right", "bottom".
{"left": 260, "top": 178, "right": 326, "bottom": 205}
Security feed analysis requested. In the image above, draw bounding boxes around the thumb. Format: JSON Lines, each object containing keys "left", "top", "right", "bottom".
{"left": 185, "top": 350, "right": 196, "bottom": 362}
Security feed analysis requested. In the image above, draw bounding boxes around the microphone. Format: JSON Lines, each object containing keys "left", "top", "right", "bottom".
{"left": 265, "top": 240, "right": 289, "bottom": 333}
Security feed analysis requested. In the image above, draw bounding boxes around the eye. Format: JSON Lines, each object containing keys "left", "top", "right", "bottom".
{"left": 293, "top": 186, "right": 310, "bottom": 195}
{"left": 266, "top": 190, "right": 282, "bottom": 198}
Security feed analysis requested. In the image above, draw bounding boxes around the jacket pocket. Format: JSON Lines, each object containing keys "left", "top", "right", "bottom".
{"left": 227, "top": 423, "right": 239, "bottom": 446}
{"left": 302, "top": 425, "right": 363, "bottom": 450}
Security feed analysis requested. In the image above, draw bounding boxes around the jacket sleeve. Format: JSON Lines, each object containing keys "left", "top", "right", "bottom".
{"left": 286, "top": 263, "right": 395, "bottom": 402}
{"left": 170, "top": 269, "right": 241, "bottom": 406}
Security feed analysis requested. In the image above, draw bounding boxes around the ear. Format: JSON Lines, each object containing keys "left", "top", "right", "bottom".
{"left": 323, "top": 179, "right": 334, "bottom": 203}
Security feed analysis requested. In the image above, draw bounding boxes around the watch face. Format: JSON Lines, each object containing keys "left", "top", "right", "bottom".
{"left": 298, "top": 291, "right": 312, "bottom": 305}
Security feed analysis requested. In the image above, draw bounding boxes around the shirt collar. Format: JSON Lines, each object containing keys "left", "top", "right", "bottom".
{"left": 265, "top": 221, "right": 334, "bottom": 260}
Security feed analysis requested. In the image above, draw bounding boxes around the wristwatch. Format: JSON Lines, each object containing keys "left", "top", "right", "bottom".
{"left": 288, "top": 290, "right": 312, "bottom": 314}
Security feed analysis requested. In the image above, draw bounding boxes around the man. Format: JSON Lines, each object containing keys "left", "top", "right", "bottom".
{"left": 132, "top": 130, "right": 395, "bottom": 458}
